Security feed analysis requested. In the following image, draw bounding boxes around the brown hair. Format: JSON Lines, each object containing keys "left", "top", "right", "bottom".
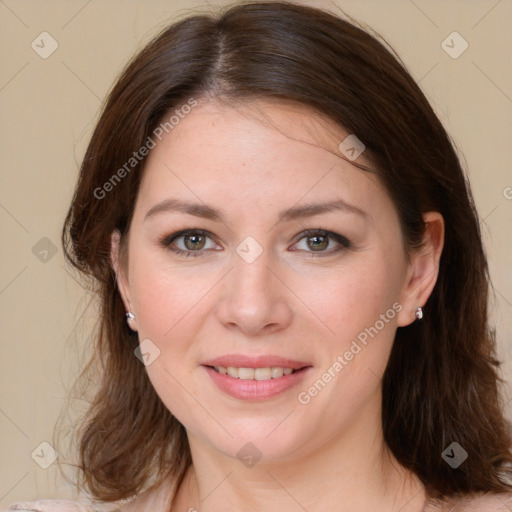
{"left": 60, "top": 0, "right": 512, "bottom": 507}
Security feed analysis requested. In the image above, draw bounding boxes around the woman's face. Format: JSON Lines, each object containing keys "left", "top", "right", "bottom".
{"left": 114, "top": 98, "right": 426, "bottom": 463}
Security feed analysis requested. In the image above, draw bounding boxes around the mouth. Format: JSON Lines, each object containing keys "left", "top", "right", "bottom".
{"left": 201, "top": 356, "right": 313, "bottom": 400}
{"left": 202, "top": 355, "right": 311, "bottom": 371}
{"left": 205, "top": 365, "right": 307, "bottom": 380}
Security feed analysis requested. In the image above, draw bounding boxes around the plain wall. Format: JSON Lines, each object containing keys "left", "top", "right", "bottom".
{"left": 1, "top": 0, "right": 511, "bottom": 506}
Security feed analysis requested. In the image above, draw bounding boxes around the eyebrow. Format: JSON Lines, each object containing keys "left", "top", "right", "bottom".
{"left": 144, "top": 197, "right": 368, "bottom": 223}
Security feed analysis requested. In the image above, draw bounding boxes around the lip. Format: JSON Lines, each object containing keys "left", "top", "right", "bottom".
{"left": 203, "top": 366, "right": 312, "bottom": 400}
{"left": 201, "top": 354, "right": 313, "bottom": 401}
{"left": 201, "top": 354, "right": 311, "bottom": 370}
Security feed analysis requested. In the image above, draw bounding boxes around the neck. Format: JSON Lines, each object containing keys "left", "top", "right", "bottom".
{"left": 174, "top": 393, "right": 426, "bottom": 512}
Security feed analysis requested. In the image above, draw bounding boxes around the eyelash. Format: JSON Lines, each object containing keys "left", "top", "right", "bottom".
{"left": 160, "top": 228, "right": 351, "bottom": 258}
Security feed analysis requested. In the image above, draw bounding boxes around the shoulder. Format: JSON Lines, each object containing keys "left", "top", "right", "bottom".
{"left": 2, "top": 500, "right": 96, "bottom": 512}
{"left": 1, "top": 500, "right": 121, "bottom": 512}
{"left": 2, "top": 480, "right": 176, "bottom": 512}
{"left": 425, "top": 491, "right": 512, "bottom": 511}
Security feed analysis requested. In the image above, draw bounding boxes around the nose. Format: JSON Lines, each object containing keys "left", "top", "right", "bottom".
{"left": 215, "top": 248, "right": 294, "bottom": 336}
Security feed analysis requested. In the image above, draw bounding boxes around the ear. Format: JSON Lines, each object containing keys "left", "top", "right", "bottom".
{"left": 396, "top": 211, "right": 445, "bottom": 327}
{"left": 110, "top": 230, "right": 138, "bottom": 332}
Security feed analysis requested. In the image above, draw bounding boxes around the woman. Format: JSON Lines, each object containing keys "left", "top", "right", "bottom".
{"left": 6, "top": 1, "right": 512, "bottom": 511}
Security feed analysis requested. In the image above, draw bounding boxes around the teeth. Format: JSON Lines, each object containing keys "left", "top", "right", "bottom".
{"left": 238, "top": 367, "right": 255, "bottom": 380}
{"left": 226, "top": 366, "right": 238, "bottom": 378}
{"left": 271, "top": 367, "right": 284, "bottom": 378}
{"left": 214, "top": 366, "right": 297, "bottom": 380}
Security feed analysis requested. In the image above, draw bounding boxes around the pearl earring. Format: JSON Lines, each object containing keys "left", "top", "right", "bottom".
{"left": 415, "top": 307, "right": 423, "bottom": 320}
{"left": 125, "top": 311, "right": 137, "bottom": 331}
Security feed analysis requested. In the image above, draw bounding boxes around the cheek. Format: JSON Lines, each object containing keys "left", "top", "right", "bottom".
{"left": 312, "top": 258, "right": 403, "bottom": 344}
{"left": 296, "top": 274, "right": 400, "bottom": 428}
{"left": 301, "top": 252, "right": 404, "bottom": 407}
{"left": 128, "top": 257, "right": 207, "bottom": 423}
{"left": 129, "top": 249, "right": 213, "bottom": 340}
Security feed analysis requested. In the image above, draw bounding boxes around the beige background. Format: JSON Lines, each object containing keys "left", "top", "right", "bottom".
{"left": 1, "top": 0, "right": 511, "bottom": 506}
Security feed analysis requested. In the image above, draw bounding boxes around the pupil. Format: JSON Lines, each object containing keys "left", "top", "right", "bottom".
{"left": 185, "top": 234, "right": 204, "bottom": 250}
{"left": 309, "top": 235, "right": 327, "bottom": 251}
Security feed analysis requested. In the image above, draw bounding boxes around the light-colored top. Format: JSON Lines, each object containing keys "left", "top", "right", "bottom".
{"left": 424, "top": 491, "right": 512, "bottom": 511}
{"left": 2, "top": 501, "right": 117, "bottom": 512}
{"left": 4, "top": 492, "right": 512, "bottom": 512}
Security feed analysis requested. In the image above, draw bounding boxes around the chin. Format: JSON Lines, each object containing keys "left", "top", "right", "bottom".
{"left": 190, "top": 417, "right": 317, "bottom": 464}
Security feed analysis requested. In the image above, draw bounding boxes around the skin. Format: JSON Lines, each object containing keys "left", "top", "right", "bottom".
{"left": 111, "top": 97, "right": 444, "bottom": 512}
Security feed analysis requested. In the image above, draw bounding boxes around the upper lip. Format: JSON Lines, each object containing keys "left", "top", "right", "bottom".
{"left": 202, "top": 354, "right": 312, "bottom": 370}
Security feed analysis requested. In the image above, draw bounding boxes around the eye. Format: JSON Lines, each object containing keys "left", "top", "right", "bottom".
{"left": 160, "top": 228, "right": 351, "bottom": 258}
{"left": 291, "top": 229, "right": 351, "bottom": 256}
{"left": 161, "top": 229, "right": 218, "bottom": 258}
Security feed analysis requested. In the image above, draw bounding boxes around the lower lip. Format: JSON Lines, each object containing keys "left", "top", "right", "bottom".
{"left": 203, "top": 366, "right": 312, "bottom": 401}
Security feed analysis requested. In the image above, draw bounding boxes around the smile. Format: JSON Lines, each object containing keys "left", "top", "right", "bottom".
{"left": 211, "top": 366, "right": 297, "bottom": 380}
{"left": 203, "top": 365, "right": 312, "bottom": 400}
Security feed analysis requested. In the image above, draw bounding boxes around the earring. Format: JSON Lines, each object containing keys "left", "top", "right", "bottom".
{"left": 415, "top": 307, "right": 423, "bottom": 320}
{"left": 125, "top": 311, "right": 137, "bottom": 331}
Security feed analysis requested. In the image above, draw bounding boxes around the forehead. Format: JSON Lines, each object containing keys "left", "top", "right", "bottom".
{"left": 148, "top": 97, "right": 359, "bottom": 167}
{"left": 135, "top": 98, "right": 387, "bottom": 224}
